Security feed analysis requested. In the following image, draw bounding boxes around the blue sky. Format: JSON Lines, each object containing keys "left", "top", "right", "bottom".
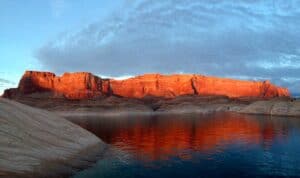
{"left": 0, "top": 0, "right": 121, "bottom": 93}
{"left": 1, "top": 0, "right": 300, "bottom": 95}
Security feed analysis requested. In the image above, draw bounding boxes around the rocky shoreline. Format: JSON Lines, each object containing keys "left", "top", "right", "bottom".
{"left": 5, "top": 94, "right": 298, "bottom": 117}
{"left": 0, "top": 98, "right": 108, "bottom": 178}
{"left": 239, "top": 99, "right": 300, "bottom": 117}
{"left": 1, "top": 96, "right": 298, "bottom": 178}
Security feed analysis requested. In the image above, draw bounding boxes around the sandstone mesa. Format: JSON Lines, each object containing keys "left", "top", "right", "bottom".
{"left": 3, "top": 71, "right": 290, "bottom": 99}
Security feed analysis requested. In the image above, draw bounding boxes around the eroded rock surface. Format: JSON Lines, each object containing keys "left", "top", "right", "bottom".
{"left": 239, "top": 98, "right": 300, "bottom": 116}
{"left": 0, "top": 98, "right": 105, "bottom": 178}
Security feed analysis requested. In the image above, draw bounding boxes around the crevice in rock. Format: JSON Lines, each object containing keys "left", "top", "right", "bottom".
{"left": 191, "top": 77, "right": 199, "bottom": 95}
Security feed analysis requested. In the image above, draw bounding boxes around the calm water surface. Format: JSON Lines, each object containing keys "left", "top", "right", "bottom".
{"left": 69, "top": 113, "right": 300, "bottom": 178}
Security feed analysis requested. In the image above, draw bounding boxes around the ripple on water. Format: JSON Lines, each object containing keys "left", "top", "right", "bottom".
{"left": 70, "top": 113, "right": 300, "bottom": 178}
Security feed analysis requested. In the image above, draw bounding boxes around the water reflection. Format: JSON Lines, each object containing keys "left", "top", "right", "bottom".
{"left": 69, "top": 113, "right": 294, "bottom": 161}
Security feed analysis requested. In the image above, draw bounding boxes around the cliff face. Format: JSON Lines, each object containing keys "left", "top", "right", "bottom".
{"left": 110, "top": 74, "right": 196, "bottom": 98}
{"left": 12, "top": 71, "right": 103, "bottom": 99}
{"left": 3, "top": 71, "right": 290, "bottom": 99}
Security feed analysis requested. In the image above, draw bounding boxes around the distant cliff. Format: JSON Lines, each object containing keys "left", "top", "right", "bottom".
{"left": 3, "top": 71, "right": 290, "bottom": 99}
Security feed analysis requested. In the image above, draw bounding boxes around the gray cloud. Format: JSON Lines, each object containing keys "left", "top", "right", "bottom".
{"left": 0, "top": 78, "right": 15, "bottom": 85}
{"left": 35, "top": 0, "right": 300, "bottom": 93}
{"left": 0, "top": 78, "right": 16, "bottom": 95}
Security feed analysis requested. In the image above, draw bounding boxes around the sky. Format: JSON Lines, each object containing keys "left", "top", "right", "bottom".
{"left": 1, "top": 0, "right": 300, "bottom": 95}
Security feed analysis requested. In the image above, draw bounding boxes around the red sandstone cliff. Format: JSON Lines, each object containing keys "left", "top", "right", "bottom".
{"left": 2, "top": 71, "right": 290, "bottom": 99}
{"left": 9, "top": 71, "right": 103, "bottom": 99}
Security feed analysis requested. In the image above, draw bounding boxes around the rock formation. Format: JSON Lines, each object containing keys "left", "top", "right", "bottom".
{"left": 3, "top": 71, "right": 290, "bottom": 100}
{"left": 0, "top": 98, "right": 105, "bottom": 178}
{"left": 110, "top": 74, "right": 290, "bottom": 98}
{"left": 13, "top": 71, "right": 103, "bottom": 99}
{"left": 239, "top": 99, "right": 300, "bottom": 116}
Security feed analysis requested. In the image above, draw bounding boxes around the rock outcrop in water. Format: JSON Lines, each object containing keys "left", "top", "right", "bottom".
{"left": 3, "top": 71, "right": 290, "bottom": 99}
{"left": 0, "top": 98, "right": 105, "bottom": 178}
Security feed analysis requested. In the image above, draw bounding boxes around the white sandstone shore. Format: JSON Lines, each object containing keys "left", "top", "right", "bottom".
{"left": 0, "top": 98, "right": 107, "bottom": 178}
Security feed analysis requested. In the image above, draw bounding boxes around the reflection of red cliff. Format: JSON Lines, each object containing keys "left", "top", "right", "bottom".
{"left": 74, "top": 114, "right": 281, "bottom": 161}
{"left": 110, "top": 115, "right": 263, "bottom": 160}
{"left": 3, "top": 71, "right": 290, "bottom": 99}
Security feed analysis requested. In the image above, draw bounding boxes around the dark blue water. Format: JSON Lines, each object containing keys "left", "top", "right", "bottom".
{"left": 69, "top": 113, "right": 300, "bottom": 178}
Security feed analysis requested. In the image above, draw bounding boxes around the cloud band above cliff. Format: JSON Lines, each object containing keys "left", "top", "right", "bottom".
{"left": 0, "top": 78, "right": 16, "bottom": 95}
{"left": 35, "top": 0, "right": 300, "bottom": 93}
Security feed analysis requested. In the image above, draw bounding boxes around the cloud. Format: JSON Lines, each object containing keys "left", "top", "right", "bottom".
{"left": 0, "top": 78, "right": 15, "bottom": 85}
{"left": 35, "top": 0, "right": 300, "bottom": 93}
{"left": 0, "top": 78, "right": 16, "bottom": 95}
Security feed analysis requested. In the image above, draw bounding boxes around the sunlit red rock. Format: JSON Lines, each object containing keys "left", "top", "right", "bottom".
{"left": 13, "top": 71, "right": 103, "bottom": 99}
{"left": 3, "top": 71, "right": 290, "bottom": 99}
{"left": 191, "top": 75, "right": 290, "bottom": 98}
{"left": 110, "top": 74, "right": 196, "bottom": 98}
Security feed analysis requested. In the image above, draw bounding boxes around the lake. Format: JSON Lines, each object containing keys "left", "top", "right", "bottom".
{"left": 68, "top": 112, "right": 300, "bottom": 178}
